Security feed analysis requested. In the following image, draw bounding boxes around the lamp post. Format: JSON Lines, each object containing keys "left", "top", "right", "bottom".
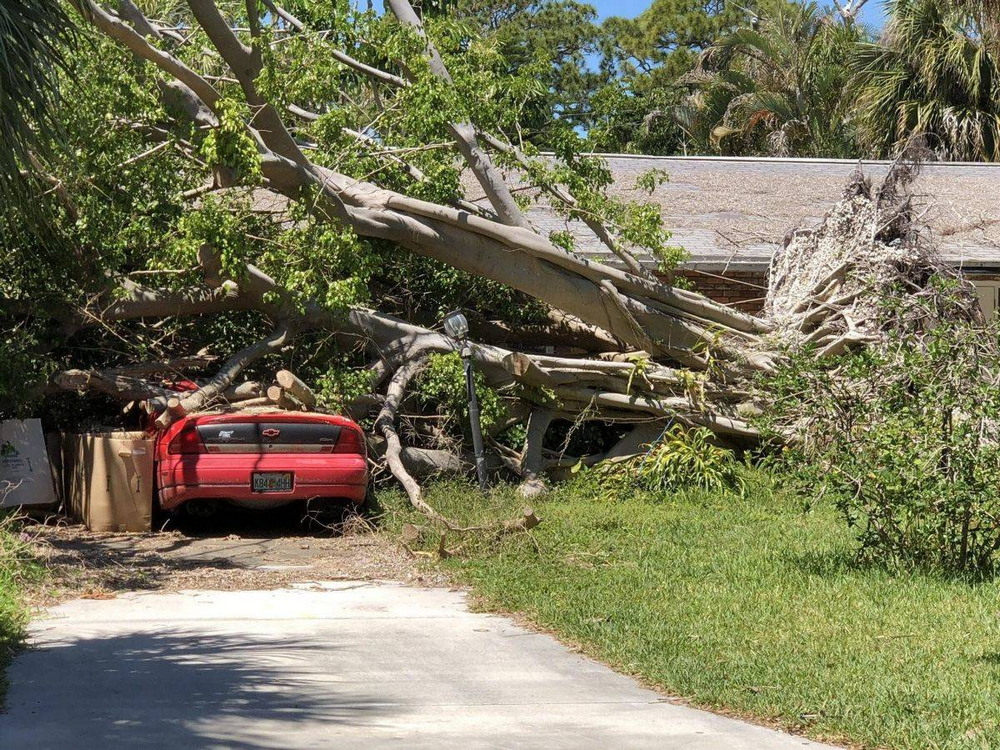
{"left": 443, "top": 310, "right": 488, "bottom": 491}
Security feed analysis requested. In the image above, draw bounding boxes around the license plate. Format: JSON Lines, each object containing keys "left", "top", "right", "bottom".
{"left": 252, "top": 472, "right": 293, "bottom": 493}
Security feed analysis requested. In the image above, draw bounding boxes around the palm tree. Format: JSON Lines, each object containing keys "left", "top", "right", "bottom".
{"left": 853, "top": 0, "right": 1000, "bottom": 161}
{"left": 675, "top": 1, "right": 864, "bottom": 157}
{"left": 0, "top": 0, "right": 74, "bottom": 207}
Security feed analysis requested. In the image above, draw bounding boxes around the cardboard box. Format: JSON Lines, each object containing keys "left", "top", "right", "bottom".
{"left": 64, "top": 431, "right": 153, "bottom": 532}
{"left": 0, "top": 419, "right": 59, "bottom": 508}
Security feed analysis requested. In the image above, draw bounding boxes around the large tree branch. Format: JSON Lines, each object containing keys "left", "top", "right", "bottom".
{"left": 374, "top": 354, "right": 453, "bottom": 523}
{"left": 256, "top": 152, "right": 767, "bottom": 362}
{"left": 75, "top": 265, "right": 756, "bottom": 437}
{"left": 71, "top": 0, "right": 221, "bottom": 111}
{"left": 185, "top": 0, "right": 306, "bottom": 164}
{"left": 51, "top": 369, "right": 176, "bottom": 402}
{"left": 384, "top": 0, "right": 531, "bottom": 229}
{"left": 75, "top": 280, "right": 250, "bottom": 332}
{"left": 264, "top": 132, "right": 768, "bottom": 359}
{"left": 157, "top": 323, "right": 293, "bottom": 424}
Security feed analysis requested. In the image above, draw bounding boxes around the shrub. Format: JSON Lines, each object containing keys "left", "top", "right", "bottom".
{"left": 761, "top": 322, "right": 1000, "bottom": 573}
{"left": 0, "top": 514, "right": 42, "bottom": 692}
{"left": 415, "top": 352, "right": 505, "bottom": 437}
{"left": 587, "top": 424, "right": 745, "bottom": 500}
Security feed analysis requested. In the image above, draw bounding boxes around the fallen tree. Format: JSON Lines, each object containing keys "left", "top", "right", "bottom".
{"left": 5, "top": 1, "right": 980, "bottom": 523}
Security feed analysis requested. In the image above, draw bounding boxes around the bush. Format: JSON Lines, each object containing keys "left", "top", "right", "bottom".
{"left": 587, "top": 424, "right": 745, "bottom": 500}
{"left": 762, "top": 322, "right": 1000, "bottom": 573}
{"left": 0, "top": 514, "right": 42, "bottom": 702}
{"left": 415, "top": 352, "right": 505, "bottom": 437}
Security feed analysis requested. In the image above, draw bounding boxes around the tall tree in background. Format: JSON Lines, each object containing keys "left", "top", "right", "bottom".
{"left": 676, "top": 1, "right": 863, "bottom": 157}
{"left": 453, "top": 0, "right": 604, "bottom": 141}
{"left": 853, "top": 0, "right": 1000, "bottom": 161}
{"left": 589, "top": 0, "right": 755, "bottom": 153}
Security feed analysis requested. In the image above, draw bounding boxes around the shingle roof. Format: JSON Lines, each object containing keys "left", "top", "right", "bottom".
{"left": 513, "top": 156, "right": 1000, "bottom": 272}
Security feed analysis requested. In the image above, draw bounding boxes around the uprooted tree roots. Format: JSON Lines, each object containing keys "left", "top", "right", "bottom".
{"left": 766, "top": 162, "right": 981, "bottom": 354}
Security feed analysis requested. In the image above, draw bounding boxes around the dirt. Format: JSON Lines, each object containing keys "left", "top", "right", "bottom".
{"left": 23, "top": 507, "right": 443, "bottom": 606}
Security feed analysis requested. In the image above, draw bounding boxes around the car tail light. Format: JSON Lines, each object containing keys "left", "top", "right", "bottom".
{"left": 167, "top": 424, "right": 207, "bottom": 454}
{"left": 333, "top": 426, "right": 365, "bottom": 455}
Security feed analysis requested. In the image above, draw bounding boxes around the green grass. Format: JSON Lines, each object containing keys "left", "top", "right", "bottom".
{"left": 380, "top": 471, "right": 1000, "bottom": 749}
{"left": 0, "top": 516, "right": 42, "bottom": 707}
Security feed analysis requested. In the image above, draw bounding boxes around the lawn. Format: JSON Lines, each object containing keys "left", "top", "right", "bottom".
{"left": 0, "top": 517, "right": 41, "bottom": 706}
{"left": 381, "top": 471, "right": 1000, "bottom": 749}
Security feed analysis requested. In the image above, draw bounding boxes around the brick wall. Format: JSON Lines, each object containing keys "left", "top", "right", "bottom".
{"left": 657, "top": 269, "right": 769, "bottom": 314}
{"left": 652, "top": 270, "right": 1000, "bottom": 318}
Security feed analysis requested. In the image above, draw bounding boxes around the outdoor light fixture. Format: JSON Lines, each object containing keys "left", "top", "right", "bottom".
{"left": 442, "top": 310, "right": 469, "bottom": 340}
{"left": 441, "top": 310, "right": 488, "bottom": 491}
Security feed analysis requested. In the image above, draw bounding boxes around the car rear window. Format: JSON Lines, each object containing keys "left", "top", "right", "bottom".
{"left": 196, "top": 421, "right": 342, "bottom": 453}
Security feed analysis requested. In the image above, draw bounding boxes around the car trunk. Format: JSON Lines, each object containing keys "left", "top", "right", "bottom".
{"left": 195, "top": 421, "right": 344, "bottom": 453}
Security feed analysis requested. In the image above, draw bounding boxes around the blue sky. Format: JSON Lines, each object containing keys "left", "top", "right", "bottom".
{"left": 587, "top": 0, "right": 887, "bottom": 26}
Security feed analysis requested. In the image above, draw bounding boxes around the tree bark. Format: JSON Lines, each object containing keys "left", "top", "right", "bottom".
{"left": 383, "top": 0, "right": 531, "bottom": 230}
{"left": 276, "top": 370, "right": 317, "bottom": 409}
{"left": 155, "top": 325, "right": 293, "bottom": 424}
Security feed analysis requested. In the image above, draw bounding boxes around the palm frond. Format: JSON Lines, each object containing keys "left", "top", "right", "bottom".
{"left": 852, "top": 0, "right": 1000, "bottom": 160}
{"left": 677, "top": 0, "right": 863, "bottom": 157}
{"left": 0, "top": 0, "right": 76, "bottom": 214}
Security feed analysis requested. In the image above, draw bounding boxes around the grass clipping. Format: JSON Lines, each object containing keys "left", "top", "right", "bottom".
{"left": 763, "top": 158, "right": 981, "bottom": 353}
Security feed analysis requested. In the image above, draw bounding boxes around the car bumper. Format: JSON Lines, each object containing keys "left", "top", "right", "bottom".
{"left": 157, "top": 454, "right": 368, "bottom": 511}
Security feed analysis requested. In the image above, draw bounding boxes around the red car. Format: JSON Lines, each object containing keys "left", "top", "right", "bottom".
{"left": 155, "top": 412, "right": 368, "bottom": 513}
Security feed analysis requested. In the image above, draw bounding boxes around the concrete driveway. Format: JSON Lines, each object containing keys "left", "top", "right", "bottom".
{"left": 1, "top": 581, "right": 836, "bottom": 749}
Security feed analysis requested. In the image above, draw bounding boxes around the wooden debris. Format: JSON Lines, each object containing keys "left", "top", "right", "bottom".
{"left": 276, "top": 369, "right": 317, "bottom": 408}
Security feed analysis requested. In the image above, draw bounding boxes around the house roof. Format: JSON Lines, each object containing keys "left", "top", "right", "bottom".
{"left": 513, "top": 156, "right": 1000, "bottom": 273}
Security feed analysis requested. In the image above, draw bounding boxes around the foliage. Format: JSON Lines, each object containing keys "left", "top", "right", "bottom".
{"left": 587, "top": 0, "right": 1000, "bottom": 160}
{"left": 415, "top": 352, "right": 506, "bottom": 437}
{"left": 315, "top": 367, "right": 374, "bottom": 413}
{"left": 0, "top": 323, "right": 57, "bottom": 419}
{"left": 0, "top": 514, "right": 44, "bottom": 705}
{"left": 677, "top": 0, "right": 865, "bottom": 157}
{"left": 0, "top": 29, "right": 203, "bottom": 412}
{"left": 0, "top": 0, "right": 75, "bottom": 215}
{"left": 761, "top": 319, "right": 1000, "bottom": 573}
{"left": 450, "top": 0, "right": 605, "bottom": 137}
{"left": 198, "top": 98, "right": 262, "bottom": 181}
{"left": 635, "top": 424, "right": 745, "bottom": 494}
{"left": 586, "top": 76, "right": 689, "bottom": 155}
{"left": 852, "top": 0, "right": 1000, "bottom": 161}
{"left": 380, "top": 473, "right": 1000, "bottom": 749}
{"left": 590, "top": 0, "right": 759, "bottom": 154}
{"left": 584, "top": 423, "right": 744, "bottom": 499}
{"left": 601, "top": 0, "right": 755, "bottom": 84}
